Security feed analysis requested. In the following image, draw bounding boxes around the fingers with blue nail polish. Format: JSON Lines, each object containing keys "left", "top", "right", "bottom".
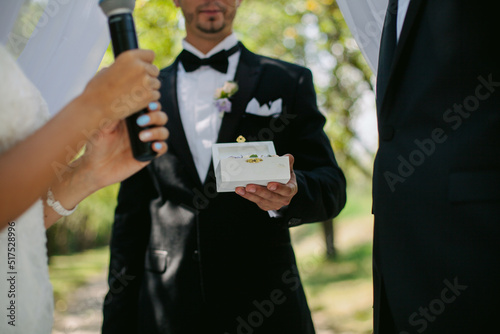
{"left": 154, "top": 142, "right": 163, "bottom": 151}
{"left": 137, "top": 115, "right": 150, "bottom": 126}
{"left": 149, "top": 102, "right": 159, "bottom": 110}
{"left": 139, "top": 131, "right": 152, "bottom": 141}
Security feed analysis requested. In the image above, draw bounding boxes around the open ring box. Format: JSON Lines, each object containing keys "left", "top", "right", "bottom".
{"left": 212, "top": 141, "right": 291, "bottom": 192}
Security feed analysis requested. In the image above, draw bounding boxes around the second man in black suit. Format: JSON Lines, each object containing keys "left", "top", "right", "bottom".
{"left": 103, "top": 1, "right": 346, "bottom": 333}
{"left": 372, "top": 0, "right": 500, "bottom": 333}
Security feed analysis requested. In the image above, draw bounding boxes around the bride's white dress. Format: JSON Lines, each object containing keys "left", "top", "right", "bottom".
{"left": 0, "top": 45, "right": 54, "bottom": 333}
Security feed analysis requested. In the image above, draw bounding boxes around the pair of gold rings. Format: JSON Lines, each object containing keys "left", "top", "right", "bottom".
{"left": 246, "top": 158, "right": 263, "bottom": 163}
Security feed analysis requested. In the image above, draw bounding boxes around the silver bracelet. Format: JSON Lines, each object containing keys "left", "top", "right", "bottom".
{"left": 46, "top": 188, "right": 78, "bottom": 216}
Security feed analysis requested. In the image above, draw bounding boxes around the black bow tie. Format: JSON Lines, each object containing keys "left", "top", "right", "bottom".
{"left": 179, "top": 44, "right": 240, "bottom": 74}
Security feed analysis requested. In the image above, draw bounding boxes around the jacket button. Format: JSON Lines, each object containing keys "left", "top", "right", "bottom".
{"left": 192, "top": 250, "right": 200, "bottom": 261}
{"left": 380, "top": 125, "right": 395, "bottom": 141}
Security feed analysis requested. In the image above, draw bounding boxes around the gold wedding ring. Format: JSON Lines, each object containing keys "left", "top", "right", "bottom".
{"left": 246, "top": 158, "right": 263, "bottom": 163}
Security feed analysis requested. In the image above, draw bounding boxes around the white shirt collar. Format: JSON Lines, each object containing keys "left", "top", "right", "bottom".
{"left": 182, "top": 33, "right": 239, "bottom": 59}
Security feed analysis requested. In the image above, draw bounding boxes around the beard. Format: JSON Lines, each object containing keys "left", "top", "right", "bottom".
{"left": 196, "top": 20, "right": 226, "bottom": 34}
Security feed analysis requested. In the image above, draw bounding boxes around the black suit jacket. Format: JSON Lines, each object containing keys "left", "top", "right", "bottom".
{"left": 373, "top": 1, "right": 500, "bottom": 333}
{"left": 102, "top": 44, "right": 346, "bottom": 334}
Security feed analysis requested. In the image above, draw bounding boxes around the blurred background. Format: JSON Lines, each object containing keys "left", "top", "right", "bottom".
{"left": 42, "top": 0, "right": 378, "bottom": 333}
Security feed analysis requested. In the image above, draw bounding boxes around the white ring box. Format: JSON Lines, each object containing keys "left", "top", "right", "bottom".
{"left": 212, "top": 141, "right": 291, "bottom": 193}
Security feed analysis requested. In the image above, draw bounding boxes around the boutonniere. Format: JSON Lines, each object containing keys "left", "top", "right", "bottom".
{"left": 214, "top": 81, "right": 239, "bottom": 117}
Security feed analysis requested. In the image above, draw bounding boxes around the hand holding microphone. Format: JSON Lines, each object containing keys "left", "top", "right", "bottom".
{"left": 99, "top": 0, "right": 161, "bottom": 161}
{"left": 83, "top": 49, "right": 160, "bottom": 120}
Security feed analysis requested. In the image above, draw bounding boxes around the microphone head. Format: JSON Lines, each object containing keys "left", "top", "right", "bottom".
{"left": 99, "top": 0, "right": 136, "bottom": 17}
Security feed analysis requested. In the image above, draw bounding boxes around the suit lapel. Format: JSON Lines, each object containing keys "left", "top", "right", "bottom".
{"left": 379, "top": 0, "right": 425, "bottom": 112}
{"left": 391, "top": 0, "right": 425, "bottom": 70}
{"left": 161, "top": 60, "right": 202, "bottom": 187}
{"left": 216, "top": 44, "right": 262, "bottom": 144}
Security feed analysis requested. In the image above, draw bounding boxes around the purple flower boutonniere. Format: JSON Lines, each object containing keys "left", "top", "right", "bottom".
{"left": 214, "top": 81, "right": 239, "bottom": 117}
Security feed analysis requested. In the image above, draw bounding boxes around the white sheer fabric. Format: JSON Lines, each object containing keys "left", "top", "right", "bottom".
{"left": 337, "top": 0, "right": 388, "bottom": 74}
{"left": 0, "top": 1, "right": 24, "bottom": 46}
{"left": 1, "top": 0, "right": 110, "bottom": 116}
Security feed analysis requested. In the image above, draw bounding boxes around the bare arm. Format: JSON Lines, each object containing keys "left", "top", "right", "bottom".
{"left": 0, "top": 49, "right": 161, "bottom": 229}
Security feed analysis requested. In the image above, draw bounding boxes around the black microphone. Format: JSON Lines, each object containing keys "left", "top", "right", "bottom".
{"left": 99, "top": 0, "right": 156, "bottom": 162}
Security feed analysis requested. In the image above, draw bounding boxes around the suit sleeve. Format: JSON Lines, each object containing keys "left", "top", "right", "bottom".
{"left": 281, "top": 67, "right": 347, "bottom": 227}
{"left": 102, "top": 167, "right": 156, "bottom": 333}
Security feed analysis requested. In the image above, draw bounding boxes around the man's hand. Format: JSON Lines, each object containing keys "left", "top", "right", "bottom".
{"left": 235, "top": 154, "right": 298, "bottom": 211}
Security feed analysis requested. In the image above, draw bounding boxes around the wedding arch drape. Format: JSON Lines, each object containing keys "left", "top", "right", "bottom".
{"left": 1, "top": 0, "right": 110, "bottom": 116}
{"left": 0, "top": 1, "right": 24, "bottom": 46}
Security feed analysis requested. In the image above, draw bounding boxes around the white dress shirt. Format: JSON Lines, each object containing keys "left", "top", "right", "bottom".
{"left": 178, "top": 35, "right": 281, "bottom": 218}
{"left": 177, "top": 33, "right": 240, "bottom": 183}
{"left": 397, "top": 0, "right": 411, "bottom": 41}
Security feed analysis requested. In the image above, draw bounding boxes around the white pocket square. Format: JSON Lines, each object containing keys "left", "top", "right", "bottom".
{"left": 245, "top": 98, "right": 282, "bottom": 117}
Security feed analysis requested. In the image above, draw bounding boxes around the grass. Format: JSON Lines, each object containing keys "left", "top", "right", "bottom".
{"left": 290, "top": 183, "right": 374, "bottom": 333}
{"left": 304, "top": 243, "right": 372, "bottom": 287}
{"left": 291, "top": 218, "right": 374, "bottom": 333}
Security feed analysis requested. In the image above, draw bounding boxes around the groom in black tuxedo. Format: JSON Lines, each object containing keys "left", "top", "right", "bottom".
{"left": 373, "top": 0, "right": 500, "bottom": 333}
{"left": 102, "top": 0, "right": 346, "bottom": 333}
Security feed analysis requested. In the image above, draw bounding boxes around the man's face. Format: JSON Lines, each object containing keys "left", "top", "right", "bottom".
{"left": 174, "top": 0, "right": 241, "bottom": 40}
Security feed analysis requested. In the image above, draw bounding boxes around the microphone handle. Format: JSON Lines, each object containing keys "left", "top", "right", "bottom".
{"left": 108, "top": 13, "right": 156, "bottom": 162}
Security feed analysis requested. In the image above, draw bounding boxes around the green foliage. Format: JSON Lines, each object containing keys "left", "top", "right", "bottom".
{"left": 135, "top": 0, "right": 183, "bottom": 68}
{"left": 235, "top": 1, "right": 305, "bottom": 62}
{"left": 100, "top": 0, "right": 182, "bottom": 69}
{"left": 46, "top": 185, "right": 119, "bottom": 256}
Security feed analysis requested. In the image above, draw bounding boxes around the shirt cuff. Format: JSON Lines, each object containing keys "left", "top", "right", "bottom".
{"left": 267, "top": 210, "right": 282, "bottom": 218}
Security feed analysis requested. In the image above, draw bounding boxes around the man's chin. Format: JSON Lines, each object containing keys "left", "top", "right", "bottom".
{"left": 197, "top": 23, "right": 226, "bottom": 35}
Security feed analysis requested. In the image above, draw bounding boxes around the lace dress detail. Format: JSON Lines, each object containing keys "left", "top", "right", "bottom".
{"left": 0, "top": 45, "right": 54, "bottom": 334}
